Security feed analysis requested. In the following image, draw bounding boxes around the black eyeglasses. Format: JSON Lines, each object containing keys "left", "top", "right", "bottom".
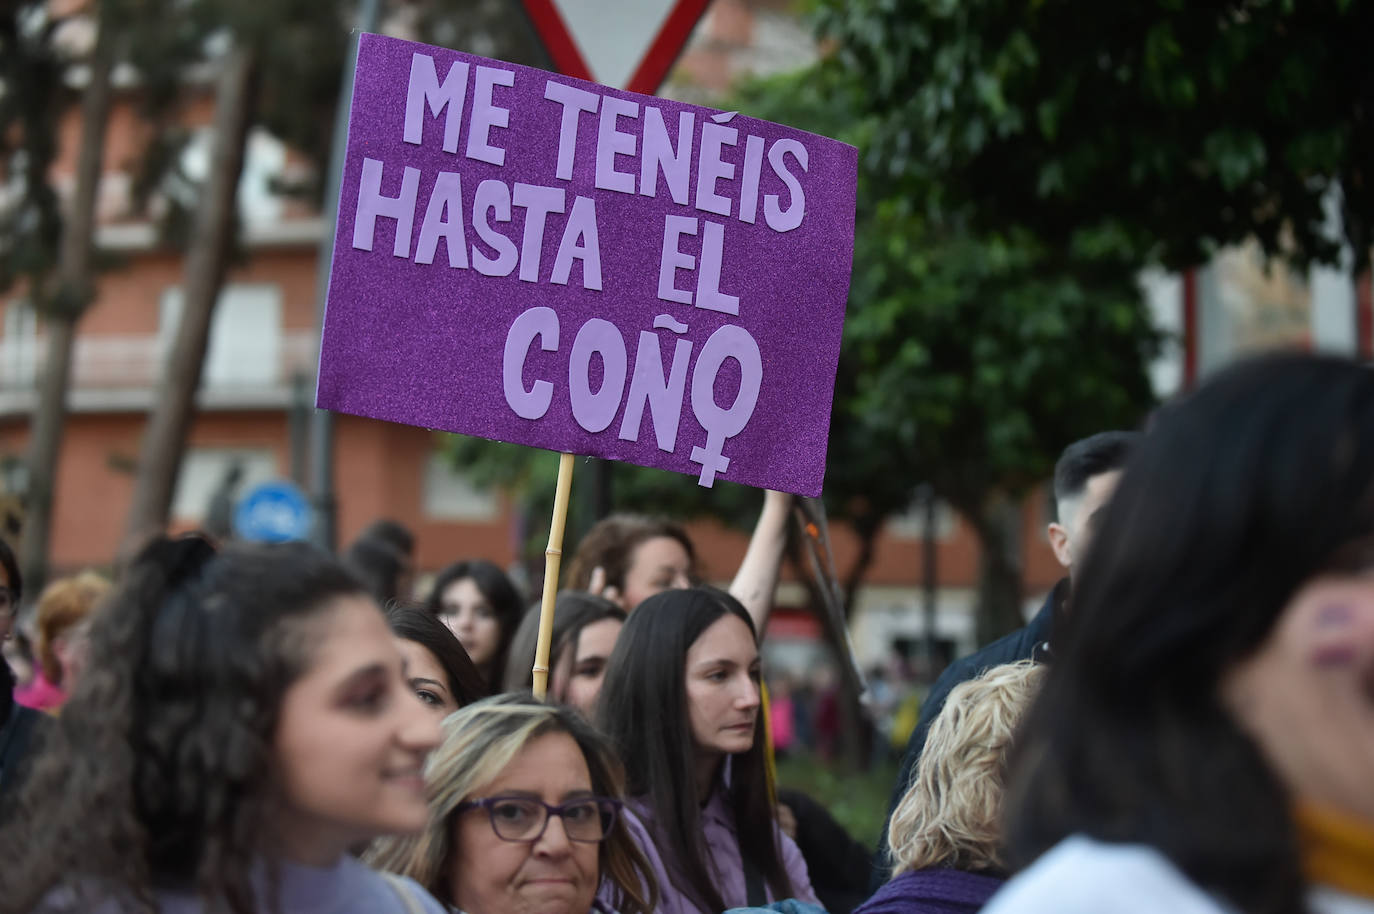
{"left": 457, "top": 795, "right": 621, "bottom": 843}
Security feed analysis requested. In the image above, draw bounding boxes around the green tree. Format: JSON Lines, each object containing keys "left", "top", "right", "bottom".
{"left": 815, "top": 0, "right": 1374, "bottom": 271}
{"left": 730, "top": 62, "right": 1159, "bottom": 644}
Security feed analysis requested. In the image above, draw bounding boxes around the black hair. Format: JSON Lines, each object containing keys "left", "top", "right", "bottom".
{"left": 385, "top": 602, "right": 488, "bottom": 707}
{"left": 357, "top": 519, "right": 415, "bottom": 558}
{"left": 0, "top": 535, "right": 20, "bottom": 605}
{"left": 597, "top": 587, "right": 792, "bottom": 912}
{"left": 502, "top": 591, "right": 626, "bottom": 697}
{"left": 424, "top": 559, "right": 523, "bottom": 689}
{"left": 1004, "top": 354, "right": 1374, "bottom": 914}
{"left": 1050, "top": 430, "right": 1140, "bottom": 523}
{"left": 0, "top": 536, "right": 368, "bottom": 914}
{"left": 341, "top": 536, "right": 406, "bottom": 605}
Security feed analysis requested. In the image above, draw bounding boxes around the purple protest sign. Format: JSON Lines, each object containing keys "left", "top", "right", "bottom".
{"left": 318, "top": 33, "right": 856, "bottom": 496}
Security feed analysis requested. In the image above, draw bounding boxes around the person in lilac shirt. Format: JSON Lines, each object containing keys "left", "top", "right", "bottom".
{"left": 0, "top": 536, "right": 445, "bottom": 914}
{"left": 858, "top": 662, "right": 1046, "bottom": 914}
{"left": 597, "top": 587, "right": 819, "bottom": 914}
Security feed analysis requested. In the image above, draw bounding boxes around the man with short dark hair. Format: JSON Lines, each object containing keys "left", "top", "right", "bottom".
{"left": 869, "top": 430, "right": 1139, "bottom": 889}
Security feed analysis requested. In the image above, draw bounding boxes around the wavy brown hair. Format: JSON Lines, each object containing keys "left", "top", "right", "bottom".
{"left": 564, "top": 515, "right": 697, "bottom": 602}
{"left": 0, "top": 536, "right": 365, "bottom": 914}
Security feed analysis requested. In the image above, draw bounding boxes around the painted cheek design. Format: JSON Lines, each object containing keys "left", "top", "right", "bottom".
{"left": 1308, "top": 606, "right": 1359, "bottom": 666}
{"left": 1316, "top": 604, "right": 1355, "bottom": 627}
{"left": 1311, "top": 644, "right": 1358, "bottom": 667}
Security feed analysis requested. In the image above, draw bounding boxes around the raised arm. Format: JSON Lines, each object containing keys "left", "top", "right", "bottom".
{"left": 729, "top": 489, "right": 794, "bottom": 634}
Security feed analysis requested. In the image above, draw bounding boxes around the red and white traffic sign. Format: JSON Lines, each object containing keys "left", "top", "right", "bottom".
{"left": 520, "top": 0, "right": 712, "bottom": 94}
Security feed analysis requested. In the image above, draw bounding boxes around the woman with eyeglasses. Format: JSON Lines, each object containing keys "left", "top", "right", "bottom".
{"left": 596, "top": 587, "right": 818, "bottom": 914}
{"left": 367, "top": 693, "right": 657, "bottom": 914}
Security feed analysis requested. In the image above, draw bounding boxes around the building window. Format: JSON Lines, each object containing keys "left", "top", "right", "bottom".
{"left": 1, "top": 300, "right": 38, "bottom": 388}
{"left": 159, "top": 283, "right": 283, "bottom": 388}
{"left": 423, "top": 452, "right": 498, "bottom": 521}
{"left": 172, "top": 447, "right": 278, "bottom": 524}
{"left": 887, "top": 497, "right": 956, "bottom": 541}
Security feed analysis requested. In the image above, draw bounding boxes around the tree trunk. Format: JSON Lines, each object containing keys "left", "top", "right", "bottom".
{"left": 969, "top": 491, "right": 1025, "bottom": 646}
{"left": 20, "top": 17, "right": 116, "bottom": 596}
{"left": 121, "top": 44, "right": 258, "bottom": 557}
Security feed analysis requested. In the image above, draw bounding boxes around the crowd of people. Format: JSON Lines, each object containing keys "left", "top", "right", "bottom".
{"left": 2, "top": 351, "right": 1373, "bottom": 914}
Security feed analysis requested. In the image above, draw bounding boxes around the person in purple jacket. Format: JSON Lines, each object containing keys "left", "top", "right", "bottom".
{"left": 858, "top": 661, "right": 1046, "bottom": 914}
{"left": 597, "top": 587, "right": 820, "bottom": 914}
{"left": 0, "top": 536, "right": 446, "bottom": 914}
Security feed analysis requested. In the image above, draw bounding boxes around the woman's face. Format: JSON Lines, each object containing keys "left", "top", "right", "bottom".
{"left": 1220, "top": 571, "right": 1374, "bottom": 823}
{"left": 449, "top": 731, "right": 600, "bottom": 914}
{"left": 619, "top": 536, "right": 692, "bottom": 611}
{"left": 553, "top": 618, "right": 623, "bottom": 717}
{"left": 685, "top": 613, "right": 761, "bottom": 761}
{"left": 272, "top": 596, "right": 442, "bottom": 863}
{"left": 440, "top": 577, "right": 503, "bottom": 671}
{"left": 395, "top": 637, "right": 459, "bottom": 717}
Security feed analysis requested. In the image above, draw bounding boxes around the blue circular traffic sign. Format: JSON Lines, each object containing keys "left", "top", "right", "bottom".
{"left": 234, "top": 480, "right": 313, "bottom": 543}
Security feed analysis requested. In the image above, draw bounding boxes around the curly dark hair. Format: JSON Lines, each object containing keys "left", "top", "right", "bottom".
{"left": 0, "top": 536, "right": 365, "bottom": 914}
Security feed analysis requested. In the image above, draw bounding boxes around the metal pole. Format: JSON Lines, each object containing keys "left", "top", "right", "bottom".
{"left": 920, "top": 484, "right": 939, "bottom": 681}
{"left": 310, "top": 0, "right": 380, "bottom": 553}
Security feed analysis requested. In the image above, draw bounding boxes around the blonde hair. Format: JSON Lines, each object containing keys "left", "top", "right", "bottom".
{"left": 35, "top": 570, "right": 110, "bottom": 685}
{"left": 887, "top": 660, "right": 1045, "bottom": 876}
{"left": 365, "top": 694, "right": 657, "bottom": 914}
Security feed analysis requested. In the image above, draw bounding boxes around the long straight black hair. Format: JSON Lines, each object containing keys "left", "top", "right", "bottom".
{"left": 596, "top": 586, "right": 792, "bottom": 913}
{"left": 1003, "top": 353, "right": 1374, "bottom": 914}
{"left": 424, "top": 559, "right": 523, "bottom": 690}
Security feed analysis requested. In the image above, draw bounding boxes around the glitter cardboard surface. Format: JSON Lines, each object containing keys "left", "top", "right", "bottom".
{"left": 318, "top": 33, "right": 857, "bottom": 496}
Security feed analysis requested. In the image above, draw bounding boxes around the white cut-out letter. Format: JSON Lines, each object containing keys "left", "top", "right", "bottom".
{"left": 694, "top": 122, "right": 737, "bottom": 217}
{"left": 619, "top": 330, "right": 692, "bottom": 452}
{"left": 551, "top": 196, "right": 602, "bottom": 291}
{"left": 658, "top": 215, "right": 697, "bottom": 305}
{"left": 695, "top": 221, "right": 738, "bottom": 315}
{"left": 353, "top": 158, "right": 420, "bottom": 258}
{"left": 595, "top": 96, "right": 639, "bottom": 194}
{"left": 404, "top": 53, "right": 469, "bottom": 153}
{"left": 544, "top": 80, "right": 600, "bottom": 181}
{"left": 466, "top": 66, "right": 516, "bottom": 166}
{"left": 738, "top": 134, "right": 765, "bottom": 225}
{"left": 569, "top": 319, "right": 628, "bottom": 433}
{"left": 512, "top": 183, "right": 566, "bottom": 283}
{"left": 640, "top": 108, "right": 694, "bottom": 205}
{"left": 503, "top": 307, "right": 560, "bottom": 420}
{"left": 472, "top": 179, "right": 517, "bottom": 276}
{"left": 415, "top": 172, "right": 469, "bottom": 267}
{"left": 764, "top": 139, "right": 808, "bottom": 232}
{"left": 689, "top": 325, "right": 763, "bottom": 486}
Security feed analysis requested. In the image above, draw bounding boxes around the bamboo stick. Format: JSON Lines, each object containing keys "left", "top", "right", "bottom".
{"left": 532, "top": 452, "right": 576, "bottom": 700}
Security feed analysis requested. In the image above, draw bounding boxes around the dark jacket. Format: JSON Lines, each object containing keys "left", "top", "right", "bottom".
{"left": 869, "top": 580, "right": 1065, "bottom": 890}
{"left": 855, "top": 868, "right": 1005, "bottom": 914}
{"left": 1, "top": 663, "right": 50, "bottom": 810}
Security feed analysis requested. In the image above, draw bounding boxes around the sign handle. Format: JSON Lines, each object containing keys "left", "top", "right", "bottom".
{"left": 532, "top": 451, "right": 576, "bottom": 700}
